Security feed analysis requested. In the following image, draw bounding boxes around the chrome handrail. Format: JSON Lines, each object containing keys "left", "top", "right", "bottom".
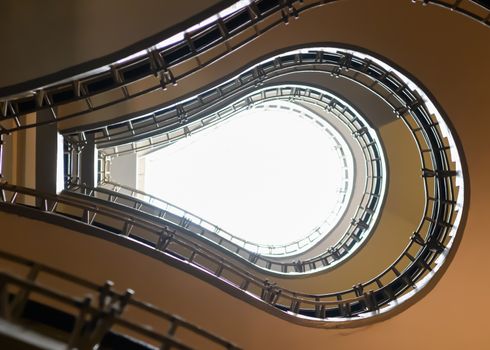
{"left": 27, "top": 47, "right": 459, "bottom": 324}
{"left": 59, "top": 48, "right": 462, "bottom": 324}
{"left": 65, "top": 47, "right": 434, "bottom": 274}
{"left": 86, "top": 84, "right": 384, "bottom": 263}
{"left": 0, "top": 250, "right": 241, "bottom": 349}
{"left": 0, "top": 2, "right": 465, "bottom": 326}
{"left": 64, "top": 181, "right": 358, "bottom": 275}
{"left": 0, "top": 0, "right": 487, "bottom": 134}
{"left": 0, "top": 127, "right": 458, "bottom": 325}
{"left": 0, "top": 0, "right": 338, "bottom": 133}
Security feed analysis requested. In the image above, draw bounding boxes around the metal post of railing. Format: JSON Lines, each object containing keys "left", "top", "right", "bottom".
{"left": 11, "top": 263, "right": 40, "bottom": 319}
{"left": 0, "top": 46, "right": 462, "bottom": 323}
{"left": 0, "top": 274, "right": 10, "bottom": 320}
{"left": 67, "top": 296, "right": 92, "bottom": 349}
{"left": 0, "top": 134, "right": 3, "bottom": 180}
{"left": 0, "top": 251, "right": 242, "bottom": 349}
{"left": 0, "top": 134, "right": 4, "bottom": 179}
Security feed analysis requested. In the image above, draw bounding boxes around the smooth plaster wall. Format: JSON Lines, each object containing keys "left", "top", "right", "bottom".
{"left": 0, "top": 0, "right": 489, "bottom": 349}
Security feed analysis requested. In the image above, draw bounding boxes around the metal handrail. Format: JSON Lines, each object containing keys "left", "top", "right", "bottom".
{"left": 64, "top": 48, "right": 432, "bottom": 274}
{"left": 0, "top": 3, "right": 464, "bottom": 326}
{"left": 0, "top": 0, "right": 487, "bottom": 134}
{"left": 0, "top": 250, "right": 241, "bottom": 349}
{"left": 101, "top": 179, "right": 346, "bottom": 257}
{"left": 65, "top": 49, "right": 444, "bottom": 154}
{"left": 0, "top": 45, "right": 462, "bottom": 326}
{"left": 0, "top": 183, "right": 361, "bottom": 300}
{"left": 87, "top": 85, "right": 384, "bottom": 263}
{"left": 0, "top": 135, "right": 457, "bottom": 323}
{"left": 64, "top": 181, "right": 356, "bottom": 275}
{"left": 58, "top": 48, "right": 462, "bottom": 323}
{"left": 0, "top": 0, "right": 341, "bottom": 133}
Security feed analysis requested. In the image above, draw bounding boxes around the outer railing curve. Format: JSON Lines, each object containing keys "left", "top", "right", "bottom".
{"left": 0, "top": 0, "right": 487, "bottom": 134}
{"left": 0, "top": 0, "right": 468, "bottom": 328}
{"left": 0, "top": 52, "right": 463, "bottom": 324}
{"left": 59, "top": 47, "right": 465, "bottom": 325}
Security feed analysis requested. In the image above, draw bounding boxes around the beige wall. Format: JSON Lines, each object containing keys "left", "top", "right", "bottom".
{"left": 0, "top": 0, "right": 489, "bottom": 349}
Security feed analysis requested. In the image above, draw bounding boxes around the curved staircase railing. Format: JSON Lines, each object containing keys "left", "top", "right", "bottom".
{"left": 0, "top": 0, "right": 487, "bottom": 135}
{"left": 0, "top": 46, "right": 464, "bottom": 327}
{"left": 67, "top": 83, "right": 386, "bottom": 269}
{"left": 67, "top": 46, "right": 462, "bottom": 281}
{"left": 64, "top": 181, "right": 363, "bottom": 275}
{"left": 0, "top": 1, "right": 468, "bottom": 329}
{"left": 0, "top": 116, "right": 460, "bottom": 327}
{"left": 60, "top": 48, "right": 464, "bottom": 326}
{"left": 0, "top": 250, "right": 241, "bottom": 349}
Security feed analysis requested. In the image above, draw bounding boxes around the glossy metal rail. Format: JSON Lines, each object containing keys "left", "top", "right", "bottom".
{"left": 60, "top": 47, "right": 462, "bottom": 324}
{"left": 84, "top": 84, "right": 384, "bottom": 263}
{"left": 93, "top": 180, "right": 353, "bottom": 261}
{"left": 0, "top": 0, "right": 487, "bottom": 135}
{"left": 55, "top": 46, "right": 462, "bottom": 325}
{"left": 0, "top": 250, "right": 241, "bottom": 349}
{"left": 62, "top": 48, "right": 457, "bottom": 156}
{"left": 0, "top": 44, "right": 462, "bottom": 327}
{"left": 94, "top": 83, "right": 377, "bottom": 157}
{"left": 66, "top": 177, "right": 370, "bottom": 275}
{"left": 0, "top": 0, "right": 335, "bottom": 133}
{"left": 0, "top": 108, "right": 459, "bottom": 327}
{"left": 0, "top": 134, "right": 4, "bottom": 179}
{"left": 65, "top": 43, "right": 447, "bottom": 276}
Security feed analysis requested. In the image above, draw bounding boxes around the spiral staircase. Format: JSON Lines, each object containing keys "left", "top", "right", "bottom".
{"left": 0, "top": 0, "right": 488, "bottom": 349}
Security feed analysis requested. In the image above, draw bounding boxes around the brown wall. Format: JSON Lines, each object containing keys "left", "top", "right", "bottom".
{"left": 0, "top": 0, "right": 489, "bottom": 349}
{"left": 0, "top": 0, "right": 226, "bottom": 92}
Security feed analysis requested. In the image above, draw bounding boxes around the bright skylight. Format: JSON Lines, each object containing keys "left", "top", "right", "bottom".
{"left": 143, "top": 104, "right": 351, "bottom": 246}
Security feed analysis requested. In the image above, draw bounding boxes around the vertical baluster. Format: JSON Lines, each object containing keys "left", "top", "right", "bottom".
{"left": 11, "top": 264, "right": 40, "bottom": 319}
{"left": 215, "top": 262, "right": 224, "bottom": 277}
{"left": 239, "top": 279, "right": 250, "bottom": 291}
{"left": 0, "top": 134, "right": 3, "bottom": 179}
{"left": 0, "top": 274, "right": 11, "bottom": 320}
{"left": 290, "top": 297, "right": 300, "bottom": 314}
{"left": 82, "top": 283, "right": 133, "bottom": 350}
{"left": 161, "top": 318, "right": 179, "bottom": 350}
{"left": 314, "top": 297, "right": 326, "bottom": 318}
{"left": 67, "top": 296, "right": 92, "bottom": 349}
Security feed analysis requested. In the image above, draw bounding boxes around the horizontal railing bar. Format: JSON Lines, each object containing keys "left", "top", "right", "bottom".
{"left": 0, "top": 259, "right": 240, "bottom": 349}
{"left": 0, "top": 0, "right": 486, "bottom": 134}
